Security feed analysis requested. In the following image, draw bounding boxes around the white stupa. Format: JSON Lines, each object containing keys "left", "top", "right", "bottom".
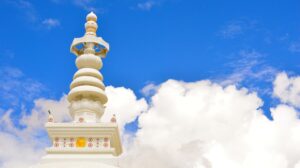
{"left": 31, "top": 12, "right": 122, "bottom": 168}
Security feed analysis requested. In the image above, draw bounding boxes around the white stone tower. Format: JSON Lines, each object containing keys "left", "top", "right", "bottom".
{"left": 31, "top": 12, "right": 122, "bottom": 168}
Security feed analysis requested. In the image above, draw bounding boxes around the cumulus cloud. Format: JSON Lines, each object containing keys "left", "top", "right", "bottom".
{"left": 103, "top": 86, "right": 148, "bottom": 132}
{"left": 121, "top": 79, "right": 263, "bottom": 168}
{"left": 140, "top": 82, "right": 159, "bottom": 96}
{"left": 0, "top": 95, "right": 70, "bottom": 168}
{"left": 1, "top": 73, "right": 300, "bottom": 168}
{"left": 121, "top": 78, "right": 300, "bottom": 168}
{"left": 0, "top": 131, "right": 45, "bottom": 168}
{"left": 273, "top": 72, "right": 300, "bottom": 108}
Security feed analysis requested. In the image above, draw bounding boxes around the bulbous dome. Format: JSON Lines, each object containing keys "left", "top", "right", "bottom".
{"left": 86, "top": 12, "right": 97, "bottom": 22}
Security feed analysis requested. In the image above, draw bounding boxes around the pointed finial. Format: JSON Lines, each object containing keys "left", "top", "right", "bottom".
{"left": 86, "top": 12, "right": 97, "bottom": 22}
{"left": 111, "top": 114, "right": 117, "bottom": 123}
{"left": 85, "top": 12, "right": 98, "bottom": 36}
{"left": 47, "top": 110, "right": 54, "bottom": 123}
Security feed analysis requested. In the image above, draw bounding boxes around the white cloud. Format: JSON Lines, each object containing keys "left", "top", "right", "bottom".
{"left": 136, "top": 1, "right": 158, "bottom": 11}
{"left": 42, "top": 18, "right": 60, "bottom": 29}
{"left": 220, "top": 50, "right": 277, "bottom": 88}
{"left": 295, "top": 161, "right": 300, "bottom": 168}
{"left": 102, "top": 86, "right": 148, "bottom": 132}
{"left": 273, "top": 72, "right": 300, "bottom": 108}
{"left": 121, "top": 78, "right": 300, "bottom": 168}
{"left": 29, "top": 95, "right": 70, "bottom": 123}
{"left": 0, "top": 131, "right": 45, "bottom": 168}
{"left": 121, "top": 79, "right": 264, "bottom": 168}
{"left": 141, "top": 82, "right": 159, "bottom": 96}
{"left": 5, "top": 1, "right": 62, "bottom": 29}
{"left": 0, "top": 67, "right": 46, "bottom": 107}
{"left": 0, "top": 95, "right": 70, "bottom": 168}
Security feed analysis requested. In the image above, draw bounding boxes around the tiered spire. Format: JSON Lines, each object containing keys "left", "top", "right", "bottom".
{"left": 68, "top": 12, "right": 109, "bottom": 123}
{"left": 30, "top": 12, "right": 122, "bottom": 168}
{"left": 85, "top": 12, "right": 98, "bottom": 35}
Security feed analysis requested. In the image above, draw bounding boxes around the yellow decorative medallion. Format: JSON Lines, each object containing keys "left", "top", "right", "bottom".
{"left": 76, "top": 137, "right": 86, "bottom": 148}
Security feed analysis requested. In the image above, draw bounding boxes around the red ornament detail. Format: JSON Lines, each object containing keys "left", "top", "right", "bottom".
{"left": 88, "top": 143, "right": 93, "bottom": 147}
{"left": 111, "top": 118, "right": 116, "bottom": 123}
{"left": 110, "top": 114, "right": 117, "bottom": 123}
{"left": 79, "top": 117, "right": 84, "bottom": 123}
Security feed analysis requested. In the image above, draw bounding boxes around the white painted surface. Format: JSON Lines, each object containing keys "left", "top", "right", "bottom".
{"left": 30, "top": 12, "right": 122, "bottom": 168}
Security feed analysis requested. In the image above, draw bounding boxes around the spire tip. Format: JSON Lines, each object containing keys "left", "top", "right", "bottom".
{"left": 86, "top": 11, "right": 97, "bottom": 22}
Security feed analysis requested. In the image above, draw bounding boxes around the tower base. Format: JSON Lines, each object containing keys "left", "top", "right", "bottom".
{"left": 30, "top": 154, "right": 120, "bottom": 168}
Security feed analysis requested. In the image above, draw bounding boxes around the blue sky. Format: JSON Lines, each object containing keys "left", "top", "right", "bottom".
{"left": 0, "top": 0, "right": 299, "bottom": 121}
